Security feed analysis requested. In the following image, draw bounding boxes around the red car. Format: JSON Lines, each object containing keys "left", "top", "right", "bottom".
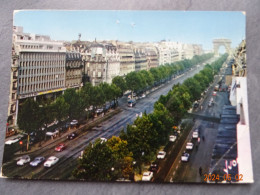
{"left": 55, "top": 143, "right": 66, "bottom": 152}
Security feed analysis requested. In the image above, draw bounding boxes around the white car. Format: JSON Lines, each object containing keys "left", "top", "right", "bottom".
{"left": 17, "top": 155, "right": 30, "bottom": 165}
{"left": 142, "top": 171, "right": 153, "bottom": 181}
{"left": 186, "top": 142, "right": 194, "bottom": 150}
{"left": 181, "top": 152, "right": 190, "bottom": 162}
{"left": 169, "top": 135, "right": 177, "bottom": 142}
{"left": 192, "top": 131, "right": 199, "bottom": 139}
{"left": 70, "top": 120, "right": 78, "bottom": 126}
{"left": 44, "top": 156, "right": 59, "bottom": 167}
{"left": 157, "top": 151, "right": 166, "bottom": 159}
{"left": 46, "top": 129, "right": 59, "bottom": 137}
{"left": 5, "top": 138, "right": 20, "bottom": 145}
{"left": 100, "top": 137, "right": 107, "bottom": 144}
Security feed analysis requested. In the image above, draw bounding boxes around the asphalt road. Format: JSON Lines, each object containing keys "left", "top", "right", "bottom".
{"left": 2, "top": 57, "right": 218, "bottom": 180}
{"left": 165, "top": 67, "right": 230, "bottom": 183}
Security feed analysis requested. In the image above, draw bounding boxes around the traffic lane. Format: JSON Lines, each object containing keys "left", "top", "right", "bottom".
{"left": 6, "top": 59, "right": 214, "bottom": 179}
{"left": 173, "top": 122, "right": 219, "bottom": 182}
{"left": 172, "top": 92, "right": 229, "bottom": 182}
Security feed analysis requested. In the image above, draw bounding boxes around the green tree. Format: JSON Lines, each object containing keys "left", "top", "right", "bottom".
{"left": 63, "top": 88, "right": 83, "bottom": 119}
{"left": 125, "top": 71, "right": 142, "bottom": 97}
{"left": 183, "top": 78, "right": 202, "bottom": 102}
{"left": 52, "top": 96, "right": 69, "bottom": 123}
{"left": 107, "top": 136, "right": 134, "bottom": 179}
{"left": 149, "top": 102, "right": 174, "bottom": 145}
{"left": 123, "top": 115, "right": 158, "bottom": 172}
{"left": 112, "top": 76, "right": 127, "bottom": 96}
{"left": 17, "top": 98, "right": 42, "bottom": 150}
{"left": 73, "top": 140, "right": 116, "bottom": 181}
{"left": 110, "top": 84, "right": 121, "bottom": 107}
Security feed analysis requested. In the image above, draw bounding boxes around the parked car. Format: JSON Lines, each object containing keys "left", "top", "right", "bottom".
{"left": 103, "top": 103, "right": 111, "bottom": 112}
{"left": 169, "top": 135, "right": 177, "bottom": 142}
{"left": 157, "top": 151, "right": 166, "bottom": 159}
{"left": 5, "top": 138, "right": 20, "bottom": 145}
{"left": 17, "top": 155, "right": 30, "bottom": 166}
{"left": 46, "top": 128, "right": 59, "bottom": 137}
{"left": 149, "top": 162, "right": 159, "bottom": 172}
{"left": 30, "top": 157, "right": 45, "bottom": 167}
{"left": 142, "top": 171, "right": 153, "bottom": 181}
{"left": 186, "top": 142, "right": 194, "bottom": 150}
{"left": 181, "top": 152, "right": 190, "bottom": 162}
{"left": 100, "top": 137, "right": 107, "bottom": 144}
{"left": 192, "top": 129, "right": 199, "bottom": 139}
{"left": 70, "top": 120, "right": 78, "bottom": 126}
{"left": 67, "top": 132, "right": 78, "bottom": 140}
{"left": 95, "top": 108, "right": 104, "bottom": 114}
{"left": 44, "top": 156, "right": 59, "bottom": 167}
{"left": 55, "top": 143, "right": 66, "bottom": 152}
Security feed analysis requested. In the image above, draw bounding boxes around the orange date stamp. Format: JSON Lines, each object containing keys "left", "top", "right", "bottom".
{"left": 204, "top": 174, "right": 243, "bottom": 182}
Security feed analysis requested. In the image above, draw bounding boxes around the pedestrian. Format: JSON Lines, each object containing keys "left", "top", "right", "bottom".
{"left": 202, "top": 136, "right": 205, "bottom": 141}
{"left": 198, "top": 137, "right": 200, "bottom": 144}
{"left": 199, "top": 167, "right": 202, "bottom": 176}
{"left": 196, "top": 145, "right": 198, "bottom": 150}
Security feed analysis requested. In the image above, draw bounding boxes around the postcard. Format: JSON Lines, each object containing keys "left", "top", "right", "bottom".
{"left": 1, "top": 10, "right": 253, "bottom": 183}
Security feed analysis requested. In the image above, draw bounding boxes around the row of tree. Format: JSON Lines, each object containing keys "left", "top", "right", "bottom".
{"left": 73, "top": 54, "right": 228, "bottom": 181}
{"left": 17, "top": 53, "right": 213, "bottom": 141}
{"left": 17, "top": 82, "right": 122, "bottom": 149}
{"left": 112, "top": 53, "right": 214, "bottom": 96}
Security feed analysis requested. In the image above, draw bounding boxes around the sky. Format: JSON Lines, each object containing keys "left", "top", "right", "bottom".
{"left": 14, "top": 11, "right": 245, "bottom": 51}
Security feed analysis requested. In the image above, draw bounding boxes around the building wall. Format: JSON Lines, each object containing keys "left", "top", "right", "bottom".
{"left": 65, "top": 52, "right": 83, "bottom": 88}
{"left": 8, "top": 26, "right": 67, "bottom": 127}
{"left": 116, "top": 42, "right": 135, "bottom": 76}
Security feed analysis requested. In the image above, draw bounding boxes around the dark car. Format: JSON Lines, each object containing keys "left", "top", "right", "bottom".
{"left": 149, "top": 162, "right": 159, "bottom": 172}
{"left": 128, "top": 100, "right": 136, "bottom": 107}
{"left": 67, "top": 132, "right": 78, "bottom": 140}
{"left": 30, "top": 156, "right": 45, "bottom": 167}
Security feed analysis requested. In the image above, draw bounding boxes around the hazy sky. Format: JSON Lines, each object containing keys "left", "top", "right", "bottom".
{"left": 14, "top": 11, "right": 245, "bottom": 51}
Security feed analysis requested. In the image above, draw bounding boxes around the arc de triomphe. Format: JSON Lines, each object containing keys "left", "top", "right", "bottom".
{"left": 213, "top": 39, "right": 232, "bottom": 56}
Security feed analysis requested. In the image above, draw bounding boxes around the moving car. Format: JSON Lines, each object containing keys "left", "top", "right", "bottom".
{"left": 212, "top": 91, "right": 217, "bottom": 96}
{"left": 30, "top": 156, "right": 45, "bottom": 167}
{"left": 55, "top": 143, "right": 66, "bottom": 152}
{"left": 127, "top": 99, "right": 136, "bottom": 107}
{"left": 157, "top": 151, "right": 166, "bottom": 159}
{"left": 169, "top": 135, "right": 177, "bottom": 142}
{"left": 186, "top": 142, "right": 194, "bottom": 150}
{"left": 142, "top": 171, "right": 153, "bottom": 181}
{"left": 181, "top": 152, "right": 190, "bottom": 162}
{"left": 67, "top": 132, "right": 78, "bottom": 140}
{"left": 44, "top": 156, "right": 59, "bottom": 167}
{"left": 17, "top": 155, "right": 30, "bottom": 166}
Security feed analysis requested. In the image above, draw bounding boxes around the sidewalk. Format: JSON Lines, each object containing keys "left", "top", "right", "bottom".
{"left": 15, "top": 108, "right": 121, "bottom": 156}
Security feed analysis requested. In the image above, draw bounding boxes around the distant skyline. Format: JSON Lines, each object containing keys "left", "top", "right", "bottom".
{"left": 14, "top": 11, "right": 245, "bottom": 51}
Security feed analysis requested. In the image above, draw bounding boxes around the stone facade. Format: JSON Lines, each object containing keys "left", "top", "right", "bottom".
{"left": 65, "top": 52, "right": 83, "bottom": 88}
